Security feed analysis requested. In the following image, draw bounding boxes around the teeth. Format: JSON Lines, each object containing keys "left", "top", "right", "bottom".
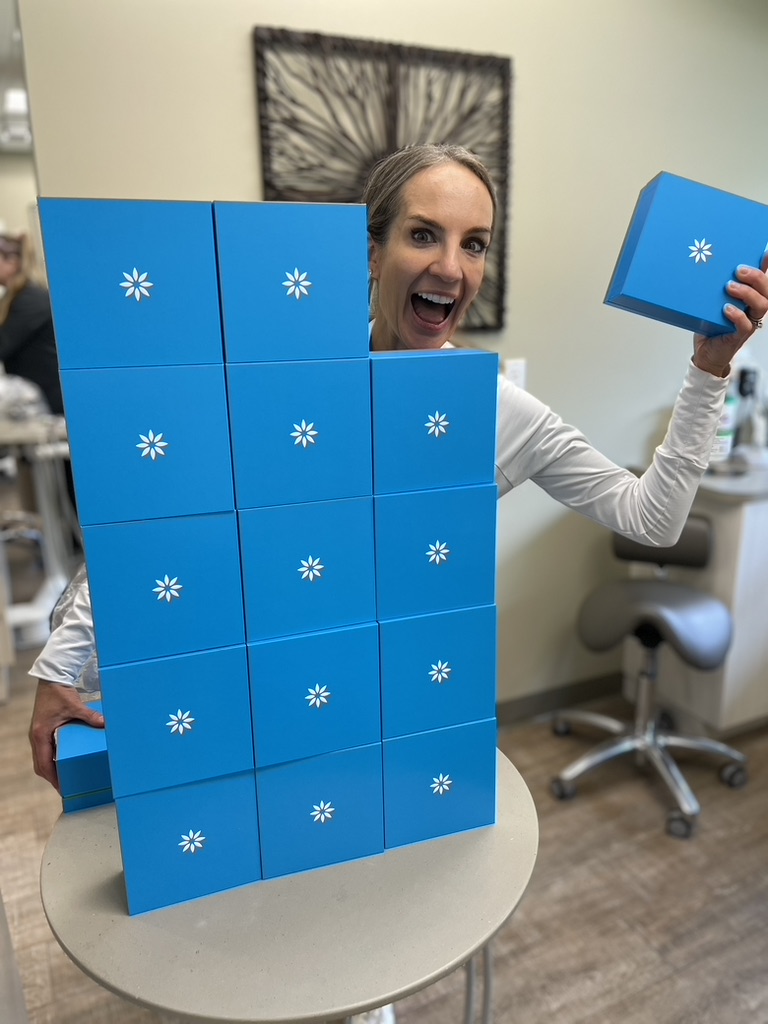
{"left": 417, "top": 293, "right": 455, "bottom": 305}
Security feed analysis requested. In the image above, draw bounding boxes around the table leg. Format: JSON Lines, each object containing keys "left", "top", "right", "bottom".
{"left": 464, "top": 941, "right": 494, "bottom": 1024}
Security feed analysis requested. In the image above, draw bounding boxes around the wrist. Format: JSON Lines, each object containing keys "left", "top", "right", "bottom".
{"left": 692, "top": 355, "right": 731, "bottom": 379}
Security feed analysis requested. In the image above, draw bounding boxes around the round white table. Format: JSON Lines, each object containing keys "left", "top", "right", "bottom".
{"left": 40, "top": 751, "right": 538, "bottom": 1024}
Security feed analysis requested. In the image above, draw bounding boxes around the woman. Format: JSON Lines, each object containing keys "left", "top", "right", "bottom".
{"left": 0, "top": 233, "right": 63, "bottom": 416}
{"left": 29, "top": 143, "right": 768, "bottom": 785}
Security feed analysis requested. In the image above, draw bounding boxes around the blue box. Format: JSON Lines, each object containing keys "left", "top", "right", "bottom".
{"left": 38, "top": 199, "right": 224, "bottom": 368}
{"left": 239, "top": 497, "right": 376, "bottom": 641}
{"left": 371, "top": 349, "right": 498, "bottom": 494}
{"left": 379, "top": 605, "right": 497, "bottom": 739}
{"left": 605, "top": 172, "right": 768, "bottom": 336}
{"left": 55, "top": 701, "right": 113, "bottom": 812}
{"left": 249, "top": 622, "right": 380, "bottom": 767}
{"left": 382, "top": 719, "right": 497, "bottom": 849}
{"left": 115, "top": 771, "right": 261, "bottom": 915}
{"left": 83, "top": 512, "right": 245, "bottom": 666}
{"left": 61, "top": 364, "right": 235, "bottom": 526}
{"left": 374, "top": 484, "right": 497, "bottom": 621}
{"left": 214, "top": 202, "right": 370, "bottom": 362}
{"left": 100, "top": 646, "right": 253, "bottom": 798}
{"left": 255, "top": 743, "right": 384, "bottom": 879}
{"left": 227, "top": 359, "right": 373, "bottom": 509}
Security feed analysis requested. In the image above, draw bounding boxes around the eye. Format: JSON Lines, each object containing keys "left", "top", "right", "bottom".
{"left": 411, "top": 228, "right": 435, "bottom": 244}
{"left": 464, "top": 238, "right": 489, "bottom": 255}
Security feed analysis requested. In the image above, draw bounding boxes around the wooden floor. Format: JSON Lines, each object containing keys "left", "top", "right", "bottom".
{"left": 0, "top": 566, "right": 766, "bottom": 1022}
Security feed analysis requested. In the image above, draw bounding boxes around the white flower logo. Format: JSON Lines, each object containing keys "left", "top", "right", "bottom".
{"left": 310, "top": 800, "right": 335, "bottom": 824}
{"left": 136, "top": 430, "right": 169, "bottom": 460}
{"left": 178, "top": 829, "right": 205, "bottom": 853}
{"left": 688, "top": 238, "right": 713, "bottom": 264}
{"left": 431, "top": 774, "right": 453, "bottom": 796}
{"left": 283, "top": 267, "right": 312, "bottom": 299}
{"left": 153, "top": 575, "right": 183, "bottom": 602}
{"left": 298, "top": 556, "right": 324, "bottom": 582}
{"left": 120, "top": 267, "right": 154, "bottom": 301}
{"left": 290, "top": 420, "right": 318, "bottom": 447}
{"left": 166, "top": 709, "right": 194, "bottom": 735}
{"left": 425, "top": 411, "right": 450, "bottom": 438}
{"left": 426, "top": 540, "right": 450, "bottom": 565}
{"left": 306, "top": 684, "right": 331, "bottom": 709}
{"left": 429, "top": 660, "right": 452, "bottom": 684}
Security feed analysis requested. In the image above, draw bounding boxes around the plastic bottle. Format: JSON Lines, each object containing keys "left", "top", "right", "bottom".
{"left": 708, "top": 378, "right": 739, "bottom": 466}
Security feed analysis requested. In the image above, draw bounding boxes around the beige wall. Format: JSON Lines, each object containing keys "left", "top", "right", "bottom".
{"left": 0, "top": 153, "right": 37, "bottom": 235}
{"left": 18, "top": 0, "right": 768, "bottom": 704}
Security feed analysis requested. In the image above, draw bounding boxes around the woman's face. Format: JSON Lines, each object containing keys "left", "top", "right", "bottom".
{"left": 369, "top": 162, "right": 494, "bottom": 352}
{"left": 0, "top": 251, "right": 20, "bottom": 287}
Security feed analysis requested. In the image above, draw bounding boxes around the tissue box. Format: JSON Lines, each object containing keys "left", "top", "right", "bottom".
{"left": 55, "top": 702, "right": 113, "bottom": 812}
{"left": 605, "top": 172, "right": 768, "bottom": 336}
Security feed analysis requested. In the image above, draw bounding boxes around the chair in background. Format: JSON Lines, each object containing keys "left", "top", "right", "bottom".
{"left": 551, "top": 513, "right": 748, "bottom": 838}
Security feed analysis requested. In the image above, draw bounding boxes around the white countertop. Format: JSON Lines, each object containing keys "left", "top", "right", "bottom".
{"left": 698, "top": 447, "right": 768, "bottom": 502}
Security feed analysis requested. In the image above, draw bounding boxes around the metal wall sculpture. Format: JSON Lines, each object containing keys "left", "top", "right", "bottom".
{"left": 253, "top": 27, "right": 512, "bottom": 330}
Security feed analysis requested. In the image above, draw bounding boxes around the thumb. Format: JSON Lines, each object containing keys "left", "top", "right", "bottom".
{"left": 76, "top": 703, "right": 105, "bottom": 729}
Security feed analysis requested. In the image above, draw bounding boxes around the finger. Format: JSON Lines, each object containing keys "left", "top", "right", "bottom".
{"left": 725, "top": 277, "right": 767, "bottom": 328}
{"left": 761, "top": 246, "right": 768, "bottom": 275}
{"left": 722, "top": 303, "right": 754, "bottom": 340}
{"left": 30, "top": 724, "right": 60, "bottom": 792}
{"left": 77, "top": 704, "right": 105, "bottom": 728}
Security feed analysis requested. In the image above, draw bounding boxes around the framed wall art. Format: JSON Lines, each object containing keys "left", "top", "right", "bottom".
{"left": 253, "top": 27, "right": 512, "bottom": 330}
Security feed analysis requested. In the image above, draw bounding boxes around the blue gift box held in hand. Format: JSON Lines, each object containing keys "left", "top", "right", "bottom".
{"left": 605, "top": 172, "right": 768, "bottom": 336}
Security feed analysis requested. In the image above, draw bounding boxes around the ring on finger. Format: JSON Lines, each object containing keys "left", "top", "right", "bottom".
{"left": 747, "top": 309, "right": 764, "bottom": 329}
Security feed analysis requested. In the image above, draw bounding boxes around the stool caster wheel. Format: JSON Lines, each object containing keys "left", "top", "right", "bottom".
{"left": 552, "top": 718, "right": 571, "bottom": 737}
{"left": 666, "top": 811, "right": 695, "bottom": 839}
{"left": 719, "top": 763, "right": 748, "bottom": 788}
{"left": 551, "top": 777, "right": 576, "bottom": 800}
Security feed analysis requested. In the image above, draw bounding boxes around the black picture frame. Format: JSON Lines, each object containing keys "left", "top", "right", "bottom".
{"left": 253, "top": 27, "right": 512, "bottom": 331}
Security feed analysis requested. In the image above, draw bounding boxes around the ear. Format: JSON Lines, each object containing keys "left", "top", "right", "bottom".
{"left": 369, "top": 239, "right": 382, "bottom": 281}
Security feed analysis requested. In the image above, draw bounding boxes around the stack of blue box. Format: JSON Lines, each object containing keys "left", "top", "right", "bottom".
{"left": 39, "top": 197, "right": 499, "bottom": 915}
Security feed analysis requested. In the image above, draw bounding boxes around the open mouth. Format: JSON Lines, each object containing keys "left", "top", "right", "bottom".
{"left": 411, "top": 292, "right": 456, "bottom": 326}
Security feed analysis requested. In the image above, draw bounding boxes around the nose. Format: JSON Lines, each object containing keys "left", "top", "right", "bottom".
{"left": 429, "top": 243, "right": 461, "bottom": 282}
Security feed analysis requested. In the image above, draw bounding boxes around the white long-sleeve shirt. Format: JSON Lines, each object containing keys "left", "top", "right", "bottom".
{"left": 30, "top": 360, "right": 725, "bottom": 691}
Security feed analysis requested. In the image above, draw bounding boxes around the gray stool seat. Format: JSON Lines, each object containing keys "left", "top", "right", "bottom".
{"left": 578, "top": 579, "right": 732, "bottom": 670}
{"left": 552, "top": 513, "right": 748, "bottom": 839}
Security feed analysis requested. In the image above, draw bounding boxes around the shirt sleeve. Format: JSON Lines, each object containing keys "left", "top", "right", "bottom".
{"left": 495, "top": 361, "right": 726, "bottom": 545}
{"left": 28, "top": 572, "right": 97, "bottom": 689}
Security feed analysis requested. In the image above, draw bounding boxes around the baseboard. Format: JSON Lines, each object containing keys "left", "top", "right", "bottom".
{"left": 497, "top": 673, "right": 622, "bottom": 727}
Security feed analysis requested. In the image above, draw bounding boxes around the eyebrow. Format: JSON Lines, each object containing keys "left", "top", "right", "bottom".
{"left": 406, "top": 214, "right": 492, "bottom": 237}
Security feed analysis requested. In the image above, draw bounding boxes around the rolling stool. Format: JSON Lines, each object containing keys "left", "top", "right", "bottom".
{"left": 551, "top": 514, "right": 748, "bottom": 838}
